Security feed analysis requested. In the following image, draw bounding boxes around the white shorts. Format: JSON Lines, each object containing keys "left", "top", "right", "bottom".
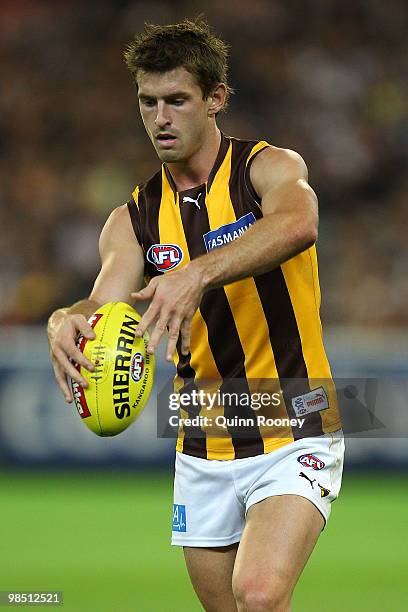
{"left": 171, "top": 430, "right": 345, "bottom": 547}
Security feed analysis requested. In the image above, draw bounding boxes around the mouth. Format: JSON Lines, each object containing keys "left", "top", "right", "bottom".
{"left": 155, "top": 133, "right": 178, "bottom": 148}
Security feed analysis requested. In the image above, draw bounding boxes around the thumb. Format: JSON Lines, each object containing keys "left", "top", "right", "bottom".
{"left": 131, "top": 283, "right": 156, "bottom": 301}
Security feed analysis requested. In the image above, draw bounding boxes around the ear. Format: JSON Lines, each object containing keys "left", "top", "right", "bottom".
{"left": 207, "top": 83, "right": 227, "bottom": 117}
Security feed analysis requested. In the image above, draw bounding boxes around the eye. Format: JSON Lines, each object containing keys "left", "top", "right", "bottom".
{"left": 172, "top": 99, "right": 185, "bottom": 106}
{"left": 142, "top": 99, "right": 156, "bottom": 107}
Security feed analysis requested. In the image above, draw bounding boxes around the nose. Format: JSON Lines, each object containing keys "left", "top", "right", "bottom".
{"left": 155, "top": 101, "right": 171, "bottom": 128}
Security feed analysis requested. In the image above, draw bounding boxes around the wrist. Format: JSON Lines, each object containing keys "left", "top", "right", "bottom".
{"left": 186, "top": 257, "right": 211, "bottom": 293}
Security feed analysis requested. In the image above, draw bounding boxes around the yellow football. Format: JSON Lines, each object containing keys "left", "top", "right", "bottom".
{"left": 70, "top": 302, "right": 155, "bottom": 436}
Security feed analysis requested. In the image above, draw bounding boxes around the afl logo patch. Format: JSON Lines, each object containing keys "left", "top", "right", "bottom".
{"left": 147, "top": 243, "right": 183, "bottom": 272}
{"left": 130, "top": 353, "right": 144, "bottom": 383}
{"left": 297, "top": 454, "right": 326, "bottom": 471}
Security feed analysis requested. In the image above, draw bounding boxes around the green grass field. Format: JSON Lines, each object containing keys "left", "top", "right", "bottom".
{"left": 0, "top": 471, "right": 406, "bottom": 611}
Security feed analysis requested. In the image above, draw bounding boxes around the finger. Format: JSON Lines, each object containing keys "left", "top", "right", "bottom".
{"left": 180, "top": 319, "right": 192, "bottom": 356}
{"left": 147, "top": 317, "right": 169, "bottom": 355}
{"left": 71, "top": 346, "right": 94, "bottom": 372}
{"left": 53, "top": 347, "right": 89, "bottom": 388}
{"left": 74, "top": 316, "right": 96, "bottom": 340}
{"left": 53, "top": 361, "right": 73, "bottom": 403}
{"left": 135, "top": 303, "right": 159, "bottom": 337}
{"left": 166, "top": 317, "right": 182, "bottom": 362}
{"left": 131, "top": 280, "right": 157, "bottom": 302}
{"left": 61, "top": 341, "right": 94, "bottom": 373}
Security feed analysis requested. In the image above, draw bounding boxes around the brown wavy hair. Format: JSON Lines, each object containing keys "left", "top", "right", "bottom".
{"left": 124, "top": 17, "right": 234, "bottom": 110}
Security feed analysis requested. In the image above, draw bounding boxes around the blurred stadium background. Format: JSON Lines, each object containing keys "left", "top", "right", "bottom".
{"left": 0, "top": 1, "right": 407, "bottom": 610}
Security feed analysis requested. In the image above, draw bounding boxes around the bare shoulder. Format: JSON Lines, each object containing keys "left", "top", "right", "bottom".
{"left": 252, "top": 145, "right": 308, "bottom": 179}
{"left": 250, "top": 146, "right": 309, "bottom": 198}
{"left": 99, "top": 203, "right": 139, "bottom": 255}
{"left": 101, "top": 203, "right": 135, "bottom": 240}
{"left": 102, "top": 203, "right": 134, "bottom": 233}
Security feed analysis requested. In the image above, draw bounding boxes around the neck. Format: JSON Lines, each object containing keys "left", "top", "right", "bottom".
{"left": 166, "top": 126, "right": 221, "bottom": 192}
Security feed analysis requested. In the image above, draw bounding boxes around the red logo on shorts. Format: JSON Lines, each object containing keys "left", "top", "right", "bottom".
{"left": 297, "top": 454, "right": 325, "bottom": 470}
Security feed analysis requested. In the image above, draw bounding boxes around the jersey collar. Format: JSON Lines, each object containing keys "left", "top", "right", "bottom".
{"left": 163, "top": 132, "right": 230, "bottom": 199}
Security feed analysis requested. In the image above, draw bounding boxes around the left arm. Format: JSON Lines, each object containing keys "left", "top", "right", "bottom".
{"left": 132, "top": 147, "right": 318, "bottom": 360}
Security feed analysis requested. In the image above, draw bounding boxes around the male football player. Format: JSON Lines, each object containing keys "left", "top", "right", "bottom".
{"left": 48, "top": 19, "right": 344, "bottom": 612}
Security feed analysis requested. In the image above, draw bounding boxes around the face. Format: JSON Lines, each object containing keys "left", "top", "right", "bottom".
{"left": 137, "top": 67, "right": 217, "bottom": 164}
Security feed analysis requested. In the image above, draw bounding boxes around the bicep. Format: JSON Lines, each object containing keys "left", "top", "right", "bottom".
{"left": 89, "top": 204, "right": 144, "bottom": 305}
{"left": 262, "top": 178, "right": 318, "bottom": 223}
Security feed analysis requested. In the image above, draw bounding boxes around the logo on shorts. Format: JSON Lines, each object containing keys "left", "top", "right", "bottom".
{"left": 292, "top": 387, "right": 329, "bottom": 417}
{"left": 300, "top": 472, "right": 331, "bottom": 498}
{"left": 318, "top": 484, "right": 331, "bottom": 498}
{"left": 147, "top": 244, "right": 183, "bottom": 272}
{"left": 299, "top": 471, "right": 316, "bottom": 489}
{"left": 172, "top": 504, "right": 187, "bottom": 532}
{"left": 297, "top": 454, "right": 326, "bottom": 471}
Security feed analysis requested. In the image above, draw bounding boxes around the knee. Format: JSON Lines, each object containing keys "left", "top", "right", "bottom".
{"left": 232, "top": 572, "right": 291, "bottom": 612}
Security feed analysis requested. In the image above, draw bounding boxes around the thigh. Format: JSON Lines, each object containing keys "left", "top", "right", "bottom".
{"left": 232, "top": 494, "right": 324, "bottom": 610}
{"left": 184, "top": 544, "right": 239, "bottom": 612}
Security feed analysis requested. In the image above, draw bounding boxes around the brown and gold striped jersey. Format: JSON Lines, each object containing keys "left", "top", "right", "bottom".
{"left": 127, "top": 133, "right": 342, "bottom": 460}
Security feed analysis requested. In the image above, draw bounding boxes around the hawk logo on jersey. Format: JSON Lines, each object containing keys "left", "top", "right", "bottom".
{"left": 297, "top": 454, "right": 326, "bottom": 470}
{"left": 203, "top": 212, "right": 257, "bottom": 252}
{"left": 147, "top": 244, "right": 184, "bottom": 272}
{"left": 182, "top": 193, "right": 202, "bottom": 209}
{"left": 172, "top": 504, "right": 187, "bottom": 532}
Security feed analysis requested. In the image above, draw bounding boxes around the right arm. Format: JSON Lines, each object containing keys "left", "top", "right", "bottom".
{"left": 47, "top": 204, "right": 144, "bottom": 403}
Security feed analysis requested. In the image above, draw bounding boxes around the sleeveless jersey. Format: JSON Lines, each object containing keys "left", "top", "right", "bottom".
{"left": 127, "top": 133, "right": 342, "bottom": 460}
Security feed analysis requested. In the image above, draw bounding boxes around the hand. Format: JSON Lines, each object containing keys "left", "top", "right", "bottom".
{"left": 131, "top": 262, "right": 204, "bottom": 362}
{"left": 48, "top": 314, "right": 95, "bottom": 403}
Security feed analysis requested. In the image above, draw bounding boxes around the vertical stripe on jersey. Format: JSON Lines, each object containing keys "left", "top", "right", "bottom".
{"left": 178, "top": 159, "right": 265, "bottom": 459}
{"left": 157, "top": 170, "right": 208, "bottom": 458}
{"left": 136, "top": 172, "right": 163, "bottom": 280}
{"left": 281, "top": 246, "right": 340, "bottom": 432}
{"left": 172, "top": 346, "right": 185, "bottom": 451}
{"left": 254, "top": 269, "right": 323, "bottom": 439}
{"left": 244, "top": 141, "right": 270, "bottom": 207}
{"left": 159, "top": 170, "right": 221, "bottom": 457}
{"left": 177, "top": 185, "right": 235, "bottom": 459}
{"left": 127, "top": 188, "right": 143, "bottom": 249}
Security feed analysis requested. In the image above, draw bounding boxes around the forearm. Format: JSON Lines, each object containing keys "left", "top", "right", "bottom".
{"left": 192, "top": 212, "right": 316, "bottom": 292}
